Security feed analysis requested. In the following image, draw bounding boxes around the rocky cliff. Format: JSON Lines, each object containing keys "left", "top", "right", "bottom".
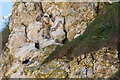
{"left": 0, "top": 1, "right": 119, "bottom": 79}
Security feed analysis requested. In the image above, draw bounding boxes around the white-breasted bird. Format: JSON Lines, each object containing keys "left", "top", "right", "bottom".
{"left": 74, "top": 30, "right": 82, "bottom": 39}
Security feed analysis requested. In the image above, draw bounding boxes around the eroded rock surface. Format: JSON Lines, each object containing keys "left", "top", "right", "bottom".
{"left": 0, "top": 2, "right": 119, "bottom": 79}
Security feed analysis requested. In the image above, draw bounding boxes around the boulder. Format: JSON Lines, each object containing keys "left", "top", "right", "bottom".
{"left": 27, "top": 22, "right": 42, "bottom": 43}
{"left": 9, "top": 2, "right": 42, "bottom": 31}
{"left": 14, "top": 42, "right": 37, "bottom": 60}
{"left": 17, "top": 3, "right": 25, "bottom": 12}
{"left": 39, "top": 39, "right": 57, "bottom": 48}
{"left": 7, "top": 32, "right": 27, "bottom": 54}
{"left": 50, "top": 27, "right": 66, "bottom": 43}
{"left": 50, "top": 16, "right": 64, "bottom": 29}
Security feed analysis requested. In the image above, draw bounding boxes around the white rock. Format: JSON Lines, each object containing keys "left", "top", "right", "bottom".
{"left": 10, "top": 68, "right": 27, "bottom": 78}
{"left": 26, "top": 2, "right": 35, "bottom": 11}
{"left": 17, "top": 3, "right": 25, "bottom": 12}
{"left": 50, "top": 16, "right": 64, "bottom": 29}
{"left": 38, "top": 29, "right": 63, "bottom": 48}
{"left": 5, "top": 60, "right": 21, "bottom": 77}
{"left": 12, "top": 25, "right": 25, "bottom": 33}
{"left": 47, "top": 5, "right": 61, "bottom": 17}
{"left": 39, "top": 39, "right": 56, "bottom": 48}
{"left": 7, "top": 32, "right": 27, "bottom": 54}
{"left": 50, "top": 27, "right": 66, "bottom": 42}
{"left": 14, "top": 42, "right": 37, "bottom": 60}
{"left": 27, "top": 22, "right": 42, "bottom": 43}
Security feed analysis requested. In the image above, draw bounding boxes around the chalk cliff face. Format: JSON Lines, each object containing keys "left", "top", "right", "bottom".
{"left": 0, "top": 2, "right": 119, "bottom": 79}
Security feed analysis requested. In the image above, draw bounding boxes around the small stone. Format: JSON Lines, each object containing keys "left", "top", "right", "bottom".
{"left": 36, "top": 16, "right": 41, "bottom": 22}
{"left": 50, "top": 27, "right": 66, "bottom": 43}
{"left": 81, "top": 54, "right": 85, "bottom": 59}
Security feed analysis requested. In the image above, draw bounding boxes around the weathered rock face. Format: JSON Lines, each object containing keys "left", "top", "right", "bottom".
{"left": 9, "top": 2, "right": 42, "bottom": 31}
{"left": 7, "top": 25, "right": 27, "bottom": 54}
{"left": 27, "top": 22, "right": 42, "bottom": 43}
{"left": 42, "top": 2, "right": 97, "bottom": 41}
{"left": 50, "top": 27, "right": 65, "bottom": 42}
{"left": 0, "top": 2, "right": 119, "bottom": 79}
{"left": 69, "top": 48, "right": 119, "bottom": 78}
{"left": 1, "top": 47, "right": 118, "bottom": 78}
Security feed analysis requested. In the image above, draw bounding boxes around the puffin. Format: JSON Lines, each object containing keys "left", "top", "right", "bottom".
{"left": 74, "top": 30, "right": 82, "bottom": 39}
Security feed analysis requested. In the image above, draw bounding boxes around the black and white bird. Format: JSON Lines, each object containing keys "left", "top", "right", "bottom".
{"left": 74, "top": 30, "right": 82, "bottom": 39}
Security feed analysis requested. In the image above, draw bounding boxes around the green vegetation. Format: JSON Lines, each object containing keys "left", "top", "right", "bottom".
{"left": 0, "top": 17, "right": 10, "bottom": 53}
{"left": 42, "top": 3, "right": 119, "bottom": 65}
{"left": 108, "top": 69, "right": 120, "bottom": 80}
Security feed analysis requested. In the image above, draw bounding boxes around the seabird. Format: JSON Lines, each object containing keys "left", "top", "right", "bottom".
{"left": 43, "top": 13, "right": 49, "bottom": 17}
{"left": 43, "top": 13, "right": 50, "bottom": 23}
{"left": 74, "top": 30, "right": 82, "bottom": 39}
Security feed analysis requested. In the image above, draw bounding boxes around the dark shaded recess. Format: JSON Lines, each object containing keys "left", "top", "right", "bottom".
{"left": 96, "top": 2, "right": 100, "bottom": 15}
{"left": 62, "top": 38, "right": 68, "bottom": 44}
{"left": 35, "top": 2, "right": 44, "bottom": 13}
{"left": 118, "top": 1, "right": 120, "bottom": 67}
{"left": 62, "top": 29, "right": 68, "bottom": 44}
{"left": 49, "top": 13, "right": 52, "bottom": 18}
{"left": 62, "top": 17, "right": 68, "bottom": 44}
{"left": 41, "top": 3, "right": 119, "bottom": 65}
{"left": 22, "top": 59, "right": 29, "bottom": 64}
{"left": 35, "top": 43, "right": 39, "bottom": 49}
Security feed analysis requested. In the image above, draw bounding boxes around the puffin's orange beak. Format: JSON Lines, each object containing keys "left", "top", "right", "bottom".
{"left": 45, "top": 22, "right": 50, "bottom": 26}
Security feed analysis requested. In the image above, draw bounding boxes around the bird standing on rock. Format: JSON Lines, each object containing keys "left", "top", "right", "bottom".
{"left": 42, "top": 13, "right": 51, "bottom": 39}
{"left": 74, "top": 30, "right": 82, "bottom": 39}
{"left": 43, "top": 13, "right": 50, "bottom": 23}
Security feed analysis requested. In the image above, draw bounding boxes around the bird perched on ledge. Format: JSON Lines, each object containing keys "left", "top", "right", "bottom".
{"left": 74, "top": 30, "right": 82, "bottom": 39}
